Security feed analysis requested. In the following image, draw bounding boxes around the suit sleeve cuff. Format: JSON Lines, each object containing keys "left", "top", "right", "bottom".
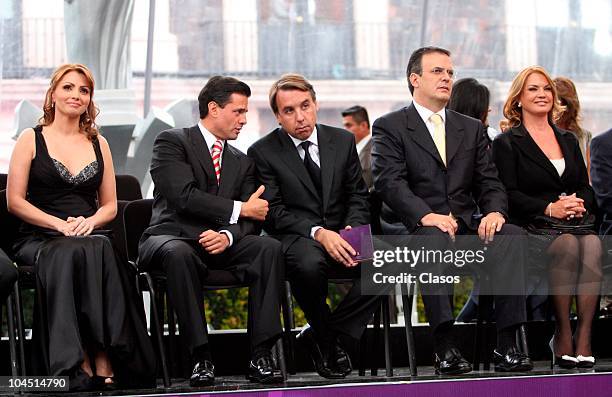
{"left": 219, "top": 230, "right": 234, "bottom": 247}
{"left": 310, "top": 226, "right": 323, "bottom": 240}
{"left": 229, "top": 201, "right": 242, "bottom": 224}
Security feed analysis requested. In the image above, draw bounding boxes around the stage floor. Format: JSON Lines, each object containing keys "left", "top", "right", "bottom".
{"left": 9, "top": 360, "right": 612, "bottom": 397}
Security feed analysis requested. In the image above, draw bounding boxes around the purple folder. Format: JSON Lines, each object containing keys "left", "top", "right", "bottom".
{"left": 339, "top": 224, "right": 374, "bottom": 262}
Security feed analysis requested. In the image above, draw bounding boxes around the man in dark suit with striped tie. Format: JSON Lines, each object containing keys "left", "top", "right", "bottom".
{"left": 138, "top": 76, "right": 284, "bottom": 386}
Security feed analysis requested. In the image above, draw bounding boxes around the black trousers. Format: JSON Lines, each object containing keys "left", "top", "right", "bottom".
{"left": 0, "top": 249, "right": 17, "bottom": 303}
{"left": 382, "top": 222, "right": 528, "bottom": 332}
{"left": 138, "top": 234, "right": 283, "bottom": 353}
{"left": 284, "top": 236, "right": 387, "bottom": 341}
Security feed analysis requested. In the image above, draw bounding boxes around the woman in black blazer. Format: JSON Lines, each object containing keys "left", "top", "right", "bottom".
{"left": 492, "top": 66, "right": 601, "bottom": 369}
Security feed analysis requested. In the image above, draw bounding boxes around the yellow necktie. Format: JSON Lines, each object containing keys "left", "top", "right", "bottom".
{"left": 430, "top": 113, "right": 446, "bottom": 165}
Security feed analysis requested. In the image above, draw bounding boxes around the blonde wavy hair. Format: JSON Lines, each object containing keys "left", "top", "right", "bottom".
{"left": 502, "top": 66, "right": 564, "bottom": 128}
{"left": 39, "top": 63, "right": 99, "bottom": 140}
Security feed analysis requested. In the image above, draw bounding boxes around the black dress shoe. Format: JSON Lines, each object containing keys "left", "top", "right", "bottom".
{"left": 434, "top": 347, "right": 472, "bottom": 375}
{"left": 247, "top": 353, "right": 284, "bottom": 384}
{"left": 296, "top": 327, "right": 345, "bottom": 379}
{"left": 334, "top": 343, "right": 352, "bottom": 376}
{"left": 493, "top": 346, "right": 533, "bottom": 372}
{"left": 190, "top": 360, "right": 215, "bottom": 387}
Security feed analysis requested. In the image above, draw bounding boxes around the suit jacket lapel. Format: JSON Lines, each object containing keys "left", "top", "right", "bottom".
{"left": 555, "top": 127, "right": 575, "bottom": 183}
{"left": 188, "top": 126, "right": 218, "bottom": 192}
{"left": 512, "top": 125, "right": 562, "bottom": 182}
{"left": 359, "top": 138, "right": 372, "bottom": 169}
{"left": 405, "top": 104, "right": 445, "bottom": 167}
{"left": 445, "top": 111, "right": 465, "bottom": 165}
{"left": 276, "top": 129, "right": 320, "bottom": 198}
{"left": 317, "top": 125, "right": 336, "bottom": 212}
{"left": 218, "top": 144, "right": 239, "bottom": 197}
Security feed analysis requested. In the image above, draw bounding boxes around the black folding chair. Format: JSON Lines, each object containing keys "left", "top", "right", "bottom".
{"left": 115, "top": 174, "right": 143, "bottom": 201}
{"left": 0, "top": 189, "right": 27, "bottom": 377}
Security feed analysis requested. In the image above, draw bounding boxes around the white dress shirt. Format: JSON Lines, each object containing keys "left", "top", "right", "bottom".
{"left": 287, "top": 127, "right": 321, "bottom": 166}
{"left": 412, "top": 100, "right": 446, "bottom": 140}
{"left": 198, "top": 122, "right": 241, "bottom": 246}
{"left": 356, "top": 134, "right": 371, "bottom": 156}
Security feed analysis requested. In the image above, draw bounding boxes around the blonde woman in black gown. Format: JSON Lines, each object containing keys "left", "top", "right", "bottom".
{"left": 6, "top": 64, "right": 155, "bottom": 390}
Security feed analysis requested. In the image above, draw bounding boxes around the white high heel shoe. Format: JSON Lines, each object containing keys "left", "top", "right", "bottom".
{"left": 549, "top": 337, "right": 578, "bottom": 369}
{"left": 576, "top": 355, "right": 595, "bottom": 368}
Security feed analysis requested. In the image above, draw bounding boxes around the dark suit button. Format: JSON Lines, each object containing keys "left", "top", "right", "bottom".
{"left": 447, "top": 195, "right": 453, "bottom": 200}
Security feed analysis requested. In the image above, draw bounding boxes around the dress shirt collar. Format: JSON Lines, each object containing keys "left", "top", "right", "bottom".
{"left": 287, "top": 126, "right": 319, "bottom": 148}
{"left": 198, "top": 121, "right": 225, "bottom": 152}
{"left": 413, "top": 100, "right": 446, "bottom": 126}
{"left": 356, "top": 133, "right": 371, "bottom": 155}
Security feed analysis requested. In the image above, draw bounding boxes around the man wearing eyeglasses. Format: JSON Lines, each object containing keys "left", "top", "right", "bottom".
{"left": 371, "top": 46, "right": 532, "bottom": 375}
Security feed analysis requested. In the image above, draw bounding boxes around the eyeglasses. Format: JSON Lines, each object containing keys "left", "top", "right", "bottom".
{"left": 428, "top": 67, "right": 455, "bottom": 78}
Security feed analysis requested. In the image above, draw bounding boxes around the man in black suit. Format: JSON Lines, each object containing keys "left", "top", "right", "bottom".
{"left": 372, "top": 47, "right": 532, "bottom": 374}
{"left": 591, "top": 128, "right": 612, "bottom": 237}
{"left": 138, "top": 76, "right": 284, "bottom": 386}
{"left": 248, "top": 74, "right": 381, "bottom": 379}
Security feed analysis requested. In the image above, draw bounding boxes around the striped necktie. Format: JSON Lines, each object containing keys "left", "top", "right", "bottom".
{"left": 211, "top": 139, "right": 223, "bottom": 184}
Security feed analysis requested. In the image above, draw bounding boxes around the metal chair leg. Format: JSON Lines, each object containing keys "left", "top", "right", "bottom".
{"left": 382, "top": 296, "right": 393, "bottom": 377}
{"left": 518, "top": 324, "right": 529, "bottom": 356}
{"left": 481, "top": 294, "right": 493, "bottom": 371}
{"left": 167, "top": 294, "right": 178, "bottom": 378}
{"left": 135, "top": 273, "right": 142, "bottom": 297}
{"left": 6, "top": 292, "right": 19, "bottom": 377}
{"left": 400, "top": 282, "right": 417, "bottom": 376}
{"left": 281, "top": 281, "right": 296, "bottom": 374}
{"left": 143, "top": 273, "right": 170, "bottom": 387}
{"left": 13, "top": 281, "right": 26, "bottom": 375}
{"left": 273, "top": 337, "right": 288, "bottom": 380}
{"left": 358, "top": 328, "right": 367, "bottom": 376}
{"left": 370, "top": 302, "right": 381, "bottom": 376}
{"left": 474, "top": 297, "right": 485, "bottom": 371}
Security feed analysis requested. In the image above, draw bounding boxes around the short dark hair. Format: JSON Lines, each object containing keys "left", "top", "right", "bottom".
{"left": 406, "top": 46, "right": 451, "bottom": 95}
{"left": 447, "top": 78, "right": 490, "bottom": 124}
{"left": 341, "top": 105, "right": 370, "bottom": 128}
{"left": 198, "top": 76, "right": 251, "bottom": 119}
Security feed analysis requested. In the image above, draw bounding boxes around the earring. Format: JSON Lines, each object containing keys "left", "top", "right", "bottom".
{"left": 517, "top": 102, "right": 522, "bottom": 108}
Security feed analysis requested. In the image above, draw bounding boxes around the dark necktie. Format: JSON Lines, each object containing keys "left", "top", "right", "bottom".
{"left": 300, "top": 141, "right": 322, "bottom": 196}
